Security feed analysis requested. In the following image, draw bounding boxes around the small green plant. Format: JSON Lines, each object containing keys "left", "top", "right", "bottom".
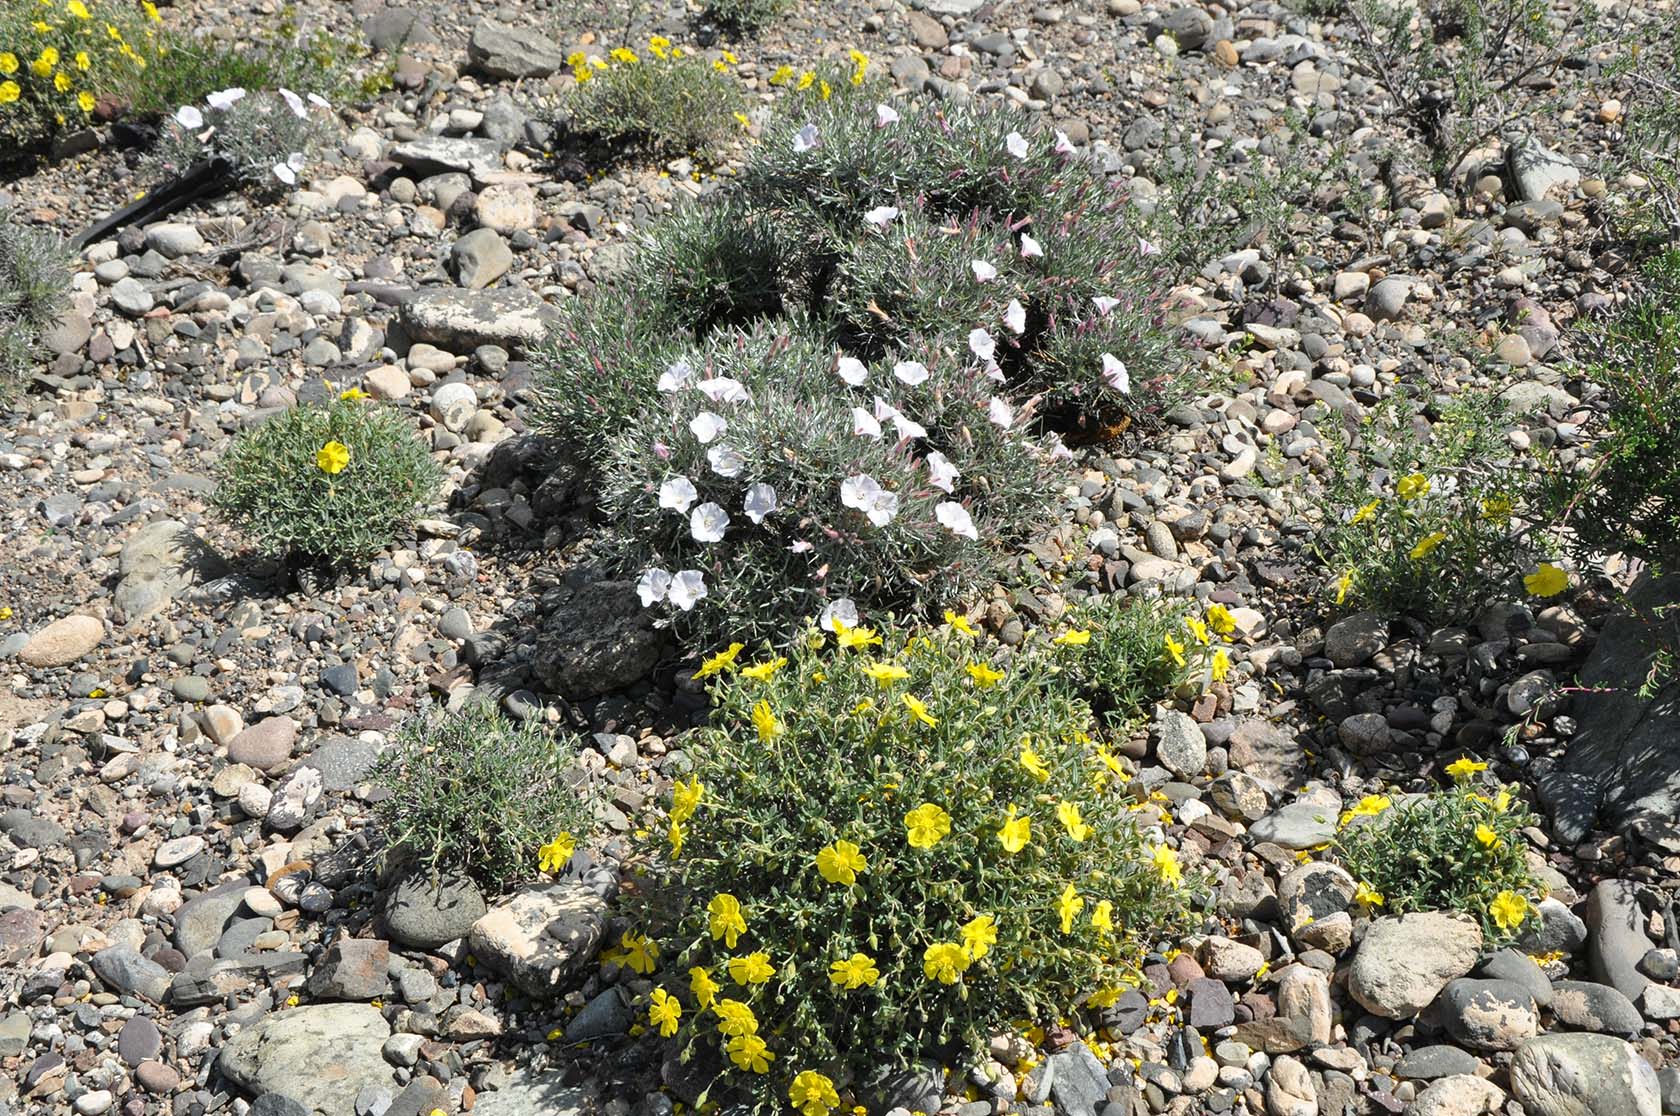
{"left": 1056, "top": 595, "right": 1211, "bottom": 730}
{"left": 640, "top": 617, "right": 1195, "bottom": 1111}
{"left": 704, "top": 0, "right": 793, "bottom": 33}
{"left": 1313, "top": 391, "right": 1559, "bottom": 625}
{"left": 0, "top": 212, "right": 70, "bottom": 396}
{"left": 145, "top": 86, "right": 334, "bottom": 193}
{"left": 212, "top": 395, "right": 441, "bottom": 564}
{"left": 1335, "top": 763, "right": 1543, "bottom": 942}
{"left": 559, "top": 41, "right": 747, "bottom": 162}
{"left": 371, "top": 703, "right": 596, "bottom": 892}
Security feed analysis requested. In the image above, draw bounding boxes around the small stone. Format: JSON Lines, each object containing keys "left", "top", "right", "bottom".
{"left": 451, "top": 228, "right": 514, "bottom": 290}
{"left": 1325, "top": 612, "right": 1387, "bottom": 667}
{"left": 1154, "top": 706, "right": 1207, "bottom": 776}
{"left": 19, "top": 614, "right": 104, "bottom": 667}
{"left": 227, "top": 717, "right": 298, "bottom": 771}
{"left": 1411, "top": 1075, "right": 1506, "bottom": 1116}
{"left": 1440, "top": 978, "right": 1540, "bottom": 1051}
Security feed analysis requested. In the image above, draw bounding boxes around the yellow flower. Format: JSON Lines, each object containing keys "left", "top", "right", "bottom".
{"left": 751, "top": 699, "right": 784, "bottom": 742}
{"left": 1088, "top": 985, "right": 1122, "bottom": 1008}
{"left": 671, "top": 775, "right": 703, "bottom": 824}
{"left": 1053, "top": 629, "right": 1091, "bottom": 647}
{"left": 769, "top": 64, "right": 794, "bottom": 85}
{"left": 1019, "top": 744, "right": 1051, "bottom": 782}
{"left": 721, "top": 50, "right": 738, "bottom": 64}
{"left": 667, "top": 818, "right": 684, "bottom": 858}
{"left": 31, "top": 58, "right": 54, "bottom": 79}
{"left": 538, "top": 832, "right": 575, "bottom": 873}
{"left": 733, "top": 111, "right": 750, "bottom": 129}
{"left": 566, "top": 50, "right": 588, "bottom": 66}
{"left": 833, "top": 618, "right": 883, "bottom": 649}
{"left": 619, "top": 930, "right": 658, "bottom": 974}
{"left": 1396, "top": 473, "right": 1430, "bottom": 501}
{"left": 1209, "top": 648, "right": 1231, "bottom": 682}
{"left": 1206, "top": 604, "right": 1235, "bottom": 635}
{"left": 739, "top": 656, "right": 786, "bottom": 680}
{"left": 967, "top": 661, "right": 1004, "bottom": 688}
{"left": 1494, "top": 788, "right": 1512, "bottom": 813}
{"left": 67, "top": 0, "right": 90, "bottom": 18}
{"left": 944, "top": 609, "right": 978, "bottom": 635}
{"left": 316, "top": 440, "right": 350, "bottom": 474}
{"left": 789, "top": 1071, "right": 840, "bottom": 1116}
{"left": 1164, "top": 635, "right": 1185, "bottom": 667}
{"left": 903, "top": 693, "right": 938, "bottom": 726}
{"left": 819, "top": 79, "right": 832, "bottom": 100}
{"left": 1475, "top": 823, "right": 1502, "bottom": 849}
{"left": 1091, "top": 899, "right": 1114, "bottom": 934}
{"left": 52, "top": 70, "right": 70, "bottom": 92}
{"left": 1056, "top": 801, "right": 1092, "bottom": 842}
{"left": 1057, "top": 883, "right": 1084, "bottom": 934}
{"left": 796, "top": 70, "right": 815, "bottom": 90}
{"left": 1152, "top": 843, "right": 1182, "bottom": 886}
{"left": 694, "top": 641, "right": 745, "bottom": 678}
{"left": 828, "top": 952, "right": 880, "bottom": 990}
{"left": 1409, "top": 530, "right": 1447, "bottom": 560}
{"left": 713, "top": 998, "right": 758, "bottom": 1037}
{"left": 648, "top": 35, "right": 671, "bottom": 59}
{"left": 1524, "top": 563, "right": 1568, "bottom": 598}
{"left": 998, "top": 805, "right": 1031, "bottom": 854}
{"left": 689, "top": 966, "right": 719, "bottom": 1010}
{"left": 1490, "top": 890, "right": 1529, "bottom": 930}
{"left": 961, "top": 914, "right": 997, "bottom": 959}
{"left": 848, "top": 48, "right": 869, "bottom": 84}
{"left": 648, "top": 987, "right": 682, "bottom": 1037}
{"left": 861, "top": 660, "right": 909, "bottom": 685}
{"left": 816, "top": 839, "right": 866, "bottom": 885}
{"left": 922, "top": 941, "right": 970, "bottom": 984}
{"left": 1445, "top": 757, "right": 1488, "bottom": 782}
{"left": 727, "top": 951, "right": 775, "bottom": 986}
{"left": 0, "top": 54, "right": 17, "bottom": 75}
{"left": 610, "top": 47, "right": 639, "bottom": 63}
{"left": 339, "top": 386, "right": 369, "bottom": 401}
{"left": 1353, "top": 881, "right": 1385, "bottom": 908}
{"left": 143, "top": 0, "right": 161, "bottom": 20}
{"left": 1351, "top": 499, "right": 1379, "bottom": 525}
{"left": 726, "top": 1034, "right": 774, "bottom": 1073}
{"left": 1482, "top": 494, "right": 1513, "bottom": 523}
{"left": 1186, "top": 617, "right": 1209, "bottom": 645}
{"left": 0, "top": 81, "right": 19, "bottom": 105}
{"left": 904, "top": 802, "right": 951, "bottom": 849}
{"left": 707, "top": 893, "right": 747, "bottom": 948}
{"left": 1338, "top": 794, "right": 1392, "bottom": 827}
{"left": 1334, "top": 568, "right": 1355, "bottom": 606}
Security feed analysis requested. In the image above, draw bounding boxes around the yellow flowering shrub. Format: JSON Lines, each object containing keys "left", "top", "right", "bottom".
{"left": 641, "top": 617, "right": 1194, "bottom": 1110}
{"left": 0, "top": 0, "right": 158, "bottom": 149}
{"left": 560, "top": 41, "right": 748, "bottom": 161}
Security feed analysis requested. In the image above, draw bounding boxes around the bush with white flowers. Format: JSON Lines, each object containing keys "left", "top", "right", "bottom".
{"left": 538, "top": 89, "right": 1184, "bottom": 643}
{"left": 146, "top": 85, "right": 332, "bottom": 193}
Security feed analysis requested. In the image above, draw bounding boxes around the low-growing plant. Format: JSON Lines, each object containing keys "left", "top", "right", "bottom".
{"left": 212, "top": 395, "right": 441, "bottom": 564}
{"left": 703, "top": 0, "right": 793, "bottom": 33}
{"left": 371, "top": 703, "right": 596, "bottom": 892}
{"left": 0, "top": 212, "right": 71, "bottom": 396}
{"left": 1334, "top": 762, "right": 1543, "bottom": 942}
{"left": 559, "top": 40, "right": 747, "bottom": 162}
{"left": 639, "top": 617, "right": 1195, "bottom": 1111}
{"left": 144, "top": 85, "right": 335, "bottom": 193}
{"left": 0, "top": 0, "right": 160, "bottom": 152}
{"left": 1605, "top": 27, "right": 1680, "bottom": 249}
{"left": 1055, "top": 595, "right": 1241, "bottom": 730}
{"left": 1313, "top": 391, "right": 1562, "bottom": 625}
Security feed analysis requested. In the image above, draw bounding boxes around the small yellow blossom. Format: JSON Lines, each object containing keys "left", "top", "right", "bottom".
{"left": 1206, "top": 603, "right": 1235, "bottom": 635}
{"left": 903, "top": 693, "right": 938, "bottom": 726}
{"left": 1056, "top": 800, "right": 1092, "bottom": 842}
{"left": 1475, "top": 823, "right": 1502, "bottom": 849}
{"left": 1445, "top": 757, "right": 1488, "bottom": 782}
{"left": 944, "top": 609, "right": 978, "bottom": 635}
{"left": 1409, "top": 530, "right": 1447, "bottom": 560}
{"left": 1396, "top": 473, "right": 1430, "bottom": 501}
{"left": 733, "top": 112, "right": 750, "bottom": 129}
{"left": 1494, "top": 788, "right": 1512, "bottom": 813}
{"left": 1209, "top": 648, "right": 1231, "bottom": 682}
{"left": 1019, "top": 743, "right": 1051, "bottom": 782}
{"left": 648, "top": 987, "right": 682, "bottom": 1037}
{"left": 828, "top": 952, "right": 880, "bottom": 990}
{"left": 0, "top": 54, "right": 17, "bottom": 75}
{"left": 834, "top": 618, "right": 883, "bottom": 649}
{"left": 694, "top": 641, "right": 745, "bottom": 678}
{"left": 1164, "top": 635, "right": 1185, "bottom": 667}
{"left": 1490, "top": 890, "right": 1529, "bottom": 930}
{"left": 1353, "top": 881, "right": 1384, "bottom": 908}
{"left": 769, "top": 64, "right": 794, "bottom": 85}
{"left": 816, "top": 839, "right": 867, "bottom": 885}
{"left": 922, "top": 941, "right": 970, "bottom": 984}
{"left": 1351, "top": 499, "right": 1379, "bottom": 524}
{"left": 1152, "top": 843, "right": 1182, "bottom": 886}
{"left": 727, "top": 951, "right": 775, "bottom": 986}
{"left": 727, "top": 1034, "right": 774, "bottom": 1073}
{"left": 790, "top": 1070, "right": 840, "bottom": 1116}
{"left": 0, "top": 81, "right": 20, "bottom": 105}
{"left": 998, "top": 805, "right": 1031, "bottom": 854}
{"left": 339, "top": 386, "right": 369, "bottom": 401}
{"left": 1482, "top": 494, "right": 1513, "bottom": 523}
{"left": 316, "top": 440, "right": 350, "bottom": 474}
{"left": 707, "top": 893, "right": 747, "bottom": 948}
{"left": 1053, "top": 629, "right": 1091, "bottom": 647}
{"left": 1057, "top": 883, "right": 1084, "bottom": 934}
{"left": 648, "top": 35, "right": 671, "bottom": 59}
{"left": 713, "top": 998, "right": 758, "bottom": 1037}
{"left": 796, "top": 70, "right": 815, "bottom": 90}
{"left": 751, "top": 699, "right": 784, "bottom": 742}
{"left": 861, "top": 660, "right": 909, "bottom": 685}
{"left": 967, "top": 662, "right": 1004, "bottom": 688}
{"left": 610, "top": 47, "right": 639, "bottom": 63}
{"left": 689, "top": 966, "right": 720, "bottom": 1010}
{"left": 1524, "top": 563, "right": 1568, "bottom": 598}
{"left": 68, "top": 0, "right": 91, "bottom": 18}
{"left": 53, "top": 70, "right": 71, "bottom": 92}
{"left": 671, "top": 775, "right": 703, "bottom": 824}
{"left": 1338, "top": 794, "right": 1392, "bottom": 827}
{"left": 739, "top": 656, "right": 787, "bottom": 680}
{"left": 904, "top": 802, "right": 951, "bottom": 849}
{"left": 1334, "top": 568, "right": 1355, "bottom": 606}
{"left": 1186, "top": 617, "right": 1209, "bottom": 645}
{"left": 618, "top": 930, "right": 658, "bottom": 974}
{"left": 961, "top": 914, "right": 997, "bottom": 959}
{"left": 1091, "top": 899, "right": 1114, "bottom": 933}
{"left": 538, "top": 832, "right": 575, "bottom": 873}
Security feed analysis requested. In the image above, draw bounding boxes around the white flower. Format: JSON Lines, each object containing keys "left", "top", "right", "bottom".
{"left": 820, "top": 598, "right": 859, "bottom": 632}
{"left": 793, "top": 122, "right": 820, "bottom": 152}
{"left": 1054, "top": 130, "right": 1075, "bottom": 154}
{"left": 876, "top": 103, "right": 900, "bottom": 126}
{"left": 1004, "top": 299, "right": 1027, "bottom": 335}
{"left": 691, "top": 502, "right": 730, "bottom": 543}
{"left": 637, "top": 567, "right": 672, "bottom": 607}
{"left": 1138, "top": 236, "right": 1161, "bottom": 256}
{"left": 1093, "top": 295, "right": 1120, "bottom": 315}
{"left": 1049, "top": 435, "right": 1074, "bottom": 460}
{"left": 892, "top": 360, "right": 929, "bottom": 385}
{"left": 790, "top": 539, "right": 814, "bottom": 553}
{"left": 936, "top": 501, "right": 979, "bottom": 540}
{"left": 659, "top": 475, "right": 699, "bottom": 514}
{"left": 970, "top": 259, "right": 998, "bottom": 283}
{"left": 863, "top": 205, "right": 900, "bottom": 227}
{"left": 841, "top": 474, "right": 899, "bottom": 527}
{"left": 206, "top": 87, "right": 246, "bottom": 111}
{"left": 307, "top": 92, "right": 332, "bottom": 110}
{"left": 669, "top": 570, "right": 708, "bottom": 611}
{"left": 658, "top": 359, "right": 695, "bottom": 393}
{"left": 852, "top": 406, "right": 882, "bottom": 439}
{"left": 988, "top": 396, "right": 1014, "bottom": 429}
{"left": 968, "top": 328, "right": 996, "bottom": 363}
{"left": 1006, "top": 131, "right": 1029, "bottom": 159}
{"left": 174, "top": 105, "right": 204, "bottom": 129}
{"left": 277, "top": 87, "right": 307, "bottom": 119}
{"left": 696, "top": 377, "right": 750, "bottom": 405}
{"left": 1101, "top": 353, "right": 1131, "bottom": 394}
{"left": 875, "top": 397, "right": 926, "bottom": 441}
{"left": 1019, "top": 233, "right": 1043, "bottom": 258}
{"left": 707, "top": 444, "right": 745, "bottom": 477}
{"left": 836, "top": 356, "right": 869, "bottom": 386}
{"left": 925, "top": 450, "right": 960, "bottom": 493}
{"left": 743, "top": 483, "right": 778, "bottom": 524}
{"left": 689, "top": 410, "right": 727, "bottom": 444}
{"left": 272, "top": 159, "right": 299, "bottom": 186}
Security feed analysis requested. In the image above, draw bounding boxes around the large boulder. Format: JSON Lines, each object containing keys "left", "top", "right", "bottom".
{"left": 468, "top": 883, "right": 607, "bottom": 996}
{"left": 1348, "top": 912, "right": 1482, "bottom": 1018}
{"left": 1510, "top": 1033, "right": 1661, "bottom": 1116}
{"left": 216, "top": 1004, "right": 396, "bottom": 1114}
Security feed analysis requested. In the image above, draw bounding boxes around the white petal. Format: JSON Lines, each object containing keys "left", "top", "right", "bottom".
{"left": 866, "top": 488, "right": 900, "bottom": 527}
{"left": 1019, "top": 233, "right": 1043, "bottom": 259}
{"left": 1092, "top": 295, "right": 1120, "bottom": 315}
{"left": 1101, "top": 353, "right": 1131, "bottom": 394}
{"left": 272, "top": 162, "right": 297, "bottom": 185}
{"left": 893, "top": 360, "right": 929, "bottom": 385}
{"left": 206, "top": 87, "right": 246, "bottom": 111}
{"left": 637, "top": 567, "right": 672, "bottom": 607}
{"left": 174, "top": 105, "right": 204, "bottom": 129}
{"left": 988, "top": 396, "right": 1014, "bottom": 429}
{"left": 790, "top": 539, "right": 814, "bottom": 553}
{"left": 307, "top": 92, "right": 332, "bottom": 109}
{"left": 836, "top": 356, "right": 869, "bottom": 386}
{"left": 689, "top": 410, "right": 727, "bottom": 444}
{"left": 707, "top": 444, "right": 745, "bottom": 477}
{"left": 1137, "top": 236, "right": 1161, "bottom": 256}
{"left": 890, "top": 410, "right": 927, "bottom": 441}
{"left": 863, "top": 205, "right": 900, "bottom": 227}
{"left": 657, "top": 359, "right": 695, "bottom": 393}
{"left": 659, "top": 475, "right": 698, "bottom": 514}
{"left": 669, "top": 570, "right": 708, "bottom": 610}
{"left": 876, "top": 102, "right": 900, "bottom": 126}
{"left": 690, "top": 502, "right": 730, "bottom": 543}
{"left": 277, "top": 87, "right": 307, "bottom": 118}
{"left": 696, "top": 376, "right": 750, "bottom": 404}
{"left": 1054, "top": 130, "right": 1075, "bottom": 154}
{"left": 970, "top": 259, "right": 998, "bottom": 283}
{"left": 743, "top": 483, "right": 778, "bottom": 524}
{"left": 1004, "top": 299, "right": 1027, "bottom": 335}
{"left": 852, "top": 406, "right": 882, "bottom": 439}
{"left": 926, "top": 450, "right": 960, "bottom": 493}
{"left": 1006, "top": 131, "right": 1029, "bottom": 159}
{"left": 840, "top": 474, "right": 880, "bottom": 511}
{"left": 936, "top": 501, "right": 979, "bottom": 540}
{"left": 968, "top": 328, "right": 996, "bottom": 363}
{"left": 286, "top": 152, "right": 306, "bottom": 170}
{"left": 793, "top": 122, "right": 820, "bottom": 152}
{"left": 820, "top": 598, "right": 859, "bottom": 632}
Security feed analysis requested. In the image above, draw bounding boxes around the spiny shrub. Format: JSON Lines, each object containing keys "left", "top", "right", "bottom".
{"left": 536, "top": 87, "right": 1184, "bottom": 643}
{"left": 145, "top": 86, "right": 334, "bottom": 193}
{"left": 1334, "top": 761, "right": 1542, "bottom": 942}
{"left": 371, "top": 703, "right": 595, "bottom": 892}
{"left": 0, "top": 0, "right": 161, "bottom": 151}
{"left": 0, "top": 212, "right": 71, "bottom": 395}
{"left": 559, "top": 40, "right": 747, "bottom": 162}
{"left": 1313, "top": 391, "right": 1563, "bottom": 625}
{"left": 213, "top": 395, "right": 441, "bottom": 564}
{"left": 641, "top": 617, "right": 1195, "bottom": 1110}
